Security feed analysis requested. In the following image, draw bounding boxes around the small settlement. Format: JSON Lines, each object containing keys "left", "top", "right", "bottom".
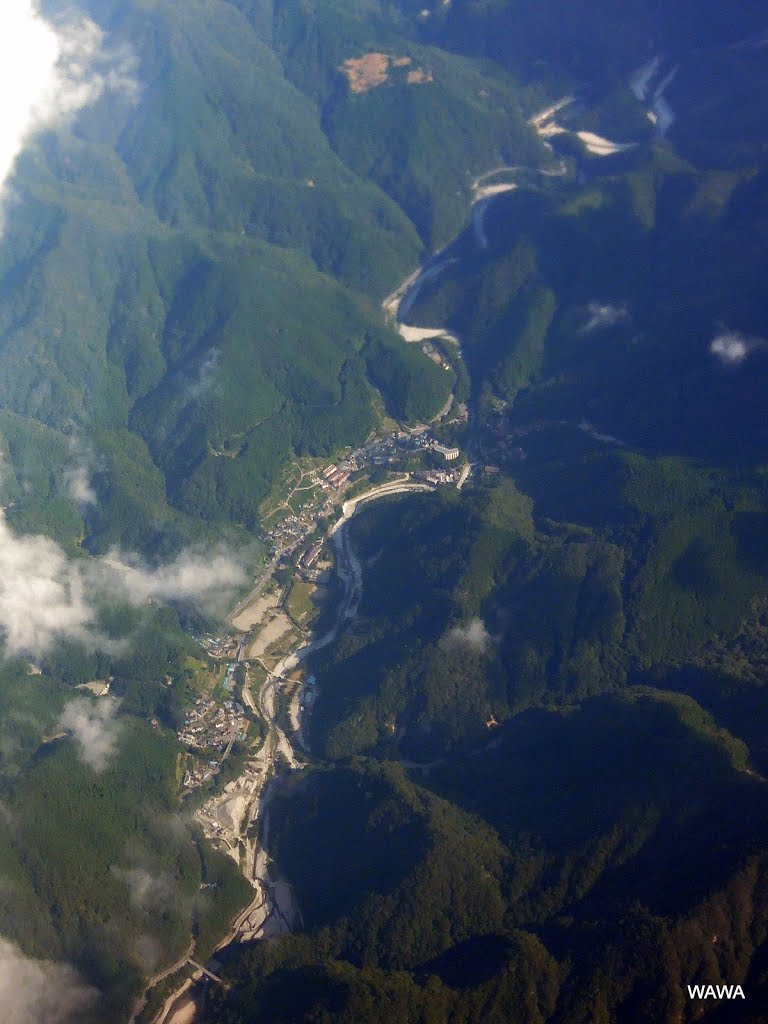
{"left": 180, "top": 425, "right": 471, "bottom": 835}
{"left": 179, "top": 665, "right": 250, "bottom": 790}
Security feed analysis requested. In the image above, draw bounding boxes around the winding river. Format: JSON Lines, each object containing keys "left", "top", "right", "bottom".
{"left": 151, "top": 127, "right": 573, "bottom": 1024}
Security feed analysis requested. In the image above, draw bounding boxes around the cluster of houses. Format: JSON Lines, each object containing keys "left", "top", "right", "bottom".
{"left": 178, "top": 696, "right": 249, "bottom": 755}
{"left": 183, "top": 758, "right": 221, "bottom": 790}
{"left": 421, "top": 468, "right": 460, "bottom": 485}
{"left": 408, "top": 434, "right": 460, "bottom": 461}
{"left": 261, "top": 430, "right": 465, "bottom": 561}
{"left": 319, "top": 463, "right": 351, "bottom": 490}
{"left": 199, "top": 634, "right": 239, "bottom": 659}
{"left": 265, "top": 510, "right": 328, "bottom": 551}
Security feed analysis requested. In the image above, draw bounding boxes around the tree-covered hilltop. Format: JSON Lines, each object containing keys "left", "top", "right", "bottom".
{"left": 209, "top": 725, "right": 768, "bottom": 1024}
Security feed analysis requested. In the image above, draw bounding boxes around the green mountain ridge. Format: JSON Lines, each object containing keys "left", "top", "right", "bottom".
{"left": 200, "top": 4, "right": 768, "bottom": 1022}
{"left": 1, "top": 1, "right": 768, "bottom": 1021}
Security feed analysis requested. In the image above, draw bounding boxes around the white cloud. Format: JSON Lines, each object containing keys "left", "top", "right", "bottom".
{"left": 579, "top": 302, "right": 629, "bottom": 334}
{"left": 0, "top": 501, "right": 246, "bottom": 657}
{"left": 63, "top": 438, "right": 100, "bottom": 509}
{"left": 64, "top": 464, "right": 97, "bottom": 508}
{"left": 187, "top": 348, "right": 221, "bottom": 401}
{"left": 0, "top": 937, "right": 97, "bottom": 1024}
{"left": 709, "top": 330, "right": 761, "bottom": 366}
{"left": 0, "top": 1, "right": 138, "bottom": 209}
{"left": 0, "top": 510, "right": 96, "bottom": 655}
{"left": 58, "top": 696, "right": 121, "bottom": 771}
{"left": 104, "top": 547, "right": 247, "bottom": 615}
{"left": 441, "top": 617, "right": 492, "bottom": 653}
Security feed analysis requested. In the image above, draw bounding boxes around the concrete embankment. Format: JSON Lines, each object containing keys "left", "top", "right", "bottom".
{"left": 331, "top": 479, "right": 434, "bottom": 534}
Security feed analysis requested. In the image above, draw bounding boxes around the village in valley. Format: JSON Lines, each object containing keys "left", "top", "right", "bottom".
{"left": 227, "top": 427, "right": 469, "bottom": 673}
{"left": 179, "top": 664, "right": 250, "bottom": 791}
{"left": 173, "top": 419, "right": 471, "bottom": 883}
{"left": 169, "top": 371, "right": 628, "bottom": 940}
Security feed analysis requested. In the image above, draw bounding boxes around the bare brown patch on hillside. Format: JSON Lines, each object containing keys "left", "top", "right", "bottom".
{"left": 340, "top": 53, "right": 433, "bottom": 93}
{"left": 340, "top": 53, "right": 390, "bottom": 93}
{"left": 407, "top": 68, "right": 433, "bottom": 85}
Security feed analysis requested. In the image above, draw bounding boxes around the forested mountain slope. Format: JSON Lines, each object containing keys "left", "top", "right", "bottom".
{"left": 7, "top": 0, "right": 544, "bottom": 549}
{"left": 198, "top": 3, "right": 768, "bottom": 1023}
{"left": 0, "top": 1, "right": 556, "bottom": 1019}
{"left": 1, "top": 0, "right": 768, "bottom": 1021}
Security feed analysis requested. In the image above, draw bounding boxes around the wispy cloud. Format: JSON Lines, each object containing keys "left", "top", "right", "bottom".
{"left": 0, "top": 937, "right": 97, "bottom": 1024}
{"left": 111, "top": 866, "right": 174, "bottom": 910}
{"left": 132, "top": 933, "right": 163, "bottom": 971}
{"left": 441, "top": 617, "right": 492, "bottom": 653}
{"left": 63, "top": 438, "right": 100, "bottom": 509}
{"left": 111, "top": 859, "right": 195, "bottom": 969}
{"left": 0, "top": 2, "right": 138, "bottom": 212}
{"left": 578, "top": 302, "right": 629, "bottom": 334}
{"left": 709, "top": 330, "right": 764, "bottom": 366}
{"left": 58, "top": 696, "right": 121, "bottom": 771}
{"left": 187, "top": 348, "right": 221, "bottom": 401}
{"left": 63, "top": 465, "right": 97, "bottom": 509}
{"left": 103, "top": 547, "right": 247, "bottom": 617}
{"left": 0, "top": 501, "right": 246, "bottom": 657}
